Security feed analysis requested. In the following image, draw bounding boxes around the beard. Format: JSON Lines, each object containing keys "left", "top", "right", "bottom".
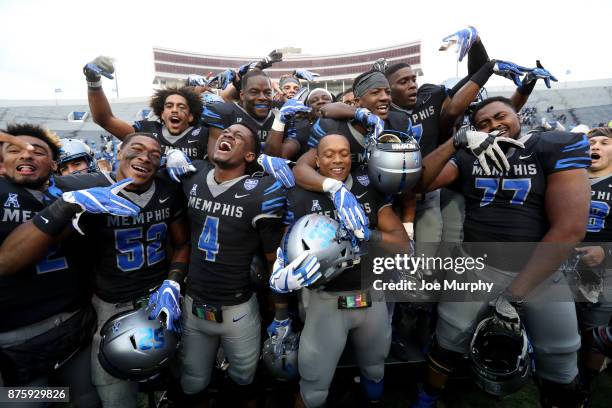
{"left": 4, "top": 173, "right": 49, "bottom": 190}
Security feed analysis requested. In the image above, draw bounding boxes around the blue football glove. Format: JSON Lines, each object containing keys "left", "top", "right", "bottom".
{"left": 279, "top": 99, "right": 311, "bottom": 123}
{"left": 165, "top": 149, "right": 196, "bottom": 183}
{"left": 355, "top": 108, "right": 385, "bottom": 144}
{"left": 270, "top": 248, "right": 321, "bottom": 293}
{"left": 440, "top": 26, "right": 478, "bottom": 62}
{"left": 492, "top": 60, "right": 532, "bottom": 87}
{"left": 42, "top": 176, "right": 64, "bottom": 204}
{"left": 523, "top": 60, "right": 558, "bottom": 89}
{"left": 186, "top": 74, "right": 211, "bottom": 87}
{"left": 323, "top": 178, "right": 369, "bottom": 240}
{"left": 210, "top": 69, "right": 236, "bottom": 90}
{"left": 266, "top": 317, "right": 292, "bottom": 356}
{"left": 294, "top": 69, "right": 320, "bottom": 82}
{"left": 148, "top": 280, "right": 182, "bottom": 333}
{"left": 257, "top": 154, "right": 295, "bottom": 188}
{"left": 62, "top": 178, "right": 140, "bottom": 217}
{"left": 83, "top": 56, "right": 115, "bottom": 81}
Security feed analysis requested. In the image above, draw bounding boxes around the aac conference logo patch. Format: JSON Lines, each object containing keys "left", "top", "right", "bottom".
{"left": 244, "top": 178, "right": 259, "bottom": 191}
{"left": 357, "top": 175, "right": 370, "bottom": 187}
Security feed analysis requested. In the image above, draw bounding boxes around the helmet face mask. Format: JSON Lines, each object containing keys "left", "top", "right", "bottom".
{"left": 469, "top": 317, "right": 531, "bottom": 396}
{"left": 283, "top": 214, "right": 360, "bottom": 289}
{"left": 98, "top": 308, "right": 179, "bottom": 382}
{"left": 367, "top": 131, "right": 422, "bottom": 195}
{"left": 262, "top": 332, "right": 300, "bottom": 381}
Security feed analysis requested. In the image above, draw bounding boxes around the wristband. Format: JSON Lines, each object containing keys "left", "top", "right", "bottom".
{"left": 272, "top": 115, "right": 285, "bottom": 132}
{"left": 87, "top": 80, "right": 102, "bottom": 89}
{"left": 470, "top": 60, "right": 494, "bottom": 88}
{"left": 32, "top": 198, "right": 81, "bottom": 236}
{"left": 322, "top": 178, "right": 342, "bottom": 194}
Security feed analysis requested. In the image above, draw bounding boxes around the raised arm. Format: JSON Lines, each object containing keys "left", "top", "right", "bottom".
{"left": 84, "top": 56, "right": 135, "bottom": 139}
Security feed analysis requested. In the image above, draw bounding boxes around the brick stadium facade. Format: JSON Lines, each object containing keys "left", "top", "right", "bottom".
{"left": 152, "top": 42, "right": 422, "bottom": 94}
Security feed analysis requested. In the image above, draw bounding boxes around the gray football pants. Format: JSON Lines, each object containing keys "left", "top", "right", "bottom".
{"left": 91, "top": 295, "right": 139, "bottom": 408}
{"left": 440, "top": 187, "right": 465, "bottom": 245}
{"left": 298, "top": 289, "right": 391, "bottom": 408}
{"left": 0, "top": 310, "right": 100, "bottom": 408}
{"left": 414, "top": 190, "right": 443, "bottom": 260}
{"left": 436, "top": 263, "right": 581, "bottom": 383}
{"left": 179, "top": 294, "right": 261, "bottom": 394}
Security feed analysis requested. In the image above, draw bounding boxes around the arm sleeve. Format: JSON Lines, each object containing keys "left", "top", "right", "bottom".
{"left": 467, "top": 39, "right": 490, "bottom": 76}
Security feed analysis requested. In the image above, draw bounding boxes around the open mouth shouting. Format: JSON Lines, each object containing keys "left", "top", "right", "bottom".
{"left": 16, "top": 163, "right": 37, "bottom": 176}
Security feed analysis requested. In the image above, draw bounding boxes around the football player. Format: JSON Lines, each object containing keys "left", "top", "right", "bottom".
{"left": 264, "top": 88, "right": 334, "bottom": 160}
{"left": 272, "top": 134, "right": 409, "bottom": 407}
{"left": 0, "top": 132, "right": 190, "bottom": 407}
{"left": 172, "top": 123, "right": 286, "bottom": 406}
{"left": 57, "top": 138, "right": 98, "bottom": 175}
{"left": 292, "top": 69, "right": 413, "bottom": 239}
{"left": 412, "top": 97, "right": 591, "bottom": 408}
{"left": 0, "top": 124, "right": 100, "bottom": 407}
{"left": 574, "top": 126, "right": 612, "bottom": 400}
{"left": 202, "top": 69, "right": 276, "bottom": 156}
{"left": 83, "top": 56, "right": 208, "bottom": 161}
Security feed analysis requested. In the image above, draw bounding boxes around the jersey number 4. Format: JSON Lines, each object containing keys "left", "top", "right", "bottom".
{"left": 198, "top": 216, "right": 220, "bottom": 261}
{"left": 475, "top": 178, "right": 532, "bottom": 207}
{"left": 115, "top": 223, "right": 168, "bottom": 272}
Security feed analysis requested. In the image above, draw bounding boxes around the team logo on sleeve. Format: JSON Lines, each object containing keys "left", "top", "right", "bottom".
{"left": 244, "top": 179, "right": 259, "bottom": 191}
{"left": 311, "top": 200, "right": 322, "bottom": 212}
{"left": 4, "top": 193, "right": 20, "bottom": 208}
{"left": 356, "top": 175, "right": 370, "bottom": 187}
{"left": 190, "top": 184, "right": 198, "bottom": 196}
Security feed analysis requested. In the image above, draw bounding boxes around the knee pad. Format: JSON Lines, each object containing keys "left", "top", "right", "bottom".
{"left": 180, "top": 373, "right": 210, "bottom": 395}
{"left": 536, "top": 377, "right": 588, "bottom": 408}
{"left": 427, "top": 337, "right": 463, "bottom": 377}
{"left": 360, "top": 375, "right": 384, "bottom": 402}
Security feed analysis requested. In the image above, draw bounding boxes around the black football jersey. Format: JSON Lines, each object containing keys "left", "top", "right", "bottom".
{"left": 454, "top": 131, "right": 591, "bottom": 269}
{"left": 390, "top": 83, "right": 449, "bottom": 157}
{"left": 286, "top": 168, "right": 391, "bottom": 291}
{"left": 39, "top": 172, "right": 186, "bottom": 303}
{"left": 201, "top": 102, "right": 275, "bottom": 145}
{"left": 181, "top": 161, "right": 286, "bottom": 305}
{"left": 285, "top": 117, "right": 312, "bottom": 160}
{"left": 585, "top": 174, "right": 612, "bottom": 243}
{"left": 133, "top": 120, "right": 208, "bottom": 161}
{"left": 0, "top": 179, "right": 86, "bottom": 332}
{"left": 308, "top": 111, "right": 412, "bottom": 165}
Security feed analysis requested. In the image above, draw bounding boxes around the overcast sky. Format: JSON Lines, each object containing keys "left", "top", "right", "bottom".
{"left": 1, "top": 0, "right": 610, "bottom": 100}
